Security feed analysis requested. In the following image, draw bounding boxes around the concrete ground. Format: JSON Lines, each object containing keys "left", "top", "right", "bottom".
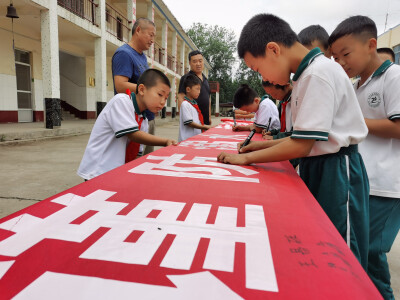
{"left": 0, "top": 117, "right": 399, "bottom": 297}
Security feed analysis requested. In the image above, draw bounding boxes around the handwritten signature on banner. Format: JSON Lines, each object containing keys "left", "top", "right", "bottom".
{"left": 283, "top": 234, "right": 358, "bottom": 278}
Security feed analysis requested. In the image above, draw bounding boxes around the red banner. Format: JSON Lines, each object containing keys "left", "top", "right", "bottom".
{"left": 0, "top": 121, "right": 381, "bottom": 299}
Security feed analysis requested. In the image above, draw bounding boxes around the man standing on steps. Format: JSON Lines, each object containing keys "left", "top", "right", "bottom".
{"left": 178, "top": 50, "right": 212, "bottom": 125}
{"left": 112, "top": 17, "right": 156, "bottom": 155}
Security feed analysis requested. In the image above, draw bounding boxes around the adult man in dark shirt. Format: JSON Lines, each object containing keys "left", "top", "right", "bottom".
{"left": 112, "top": 17, "right": 157, "bottom": 155}
{"left": 178, "top": 50, "right": 211, "bottom": 125}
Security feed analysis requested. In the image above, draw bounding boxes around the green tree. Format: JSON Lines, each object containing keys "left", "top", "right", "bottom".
{"left": 186, "top": 23, "right": 237, "bottom": 104}
{"left": 235, "top": 60, "right": 265, "bottom": 98}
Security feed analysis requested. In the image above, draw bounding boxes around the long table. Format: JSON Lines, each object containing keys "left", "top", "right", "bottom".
{"left": 0, "top": 120, "right": 381, "bottom": 299}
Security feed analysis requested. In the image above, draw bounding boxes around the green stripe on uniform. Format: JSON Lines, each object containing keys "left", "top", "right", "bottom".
{"left": 389, "top": 114, "right": 400, "bottom": 120}
{"left": 254, "top": 122, "right": 267, "bottom": 129}
{"left": 291, "top": 130, "right": 329, "bottom": 141}
{"left": 115, "top": 127, "right": 139, "bottom": 138}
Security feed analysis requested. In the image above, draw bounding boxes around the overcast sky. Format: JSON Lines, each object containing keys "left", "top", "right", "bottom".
{"left": 163, "top": 0, "right": 400, "bottom": 40}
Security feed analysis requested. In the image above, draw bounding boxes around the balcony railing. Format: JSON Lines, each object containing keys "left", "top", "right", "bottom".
{"left": 58, "top": 0, "right": 98, "bottom": 25}
{"left": 167, "top": 54, "right": 174, "bottom": 71}
{"left": 154, "top": 41, "right": 165, "bottom": 65}
{"left": 176, "top": 62, "right": 183, "bottom": 75}
{"left": 106, "top": 3, "right": 131, "bottom": 43}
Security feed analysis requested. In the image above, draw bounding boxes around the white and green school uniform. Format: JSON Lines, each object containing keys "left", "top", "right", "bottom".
{"left": 291, "top": 47, "right": 370, "bottom": 269}
{"left": 254, "top": 96, "right": 280, "bottom": 131}
{"left": 77, "top": 93, "right": 148, "bottom": 180}
{"left": 179, "top": 97, "right": 202, "bottom": 142}
{"left": 354, "top": 60, "right": 400, "bottom": 299}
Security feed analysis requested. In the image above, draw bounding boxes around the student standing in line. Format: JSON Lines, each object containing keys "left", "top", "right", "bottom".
{"left": 217, "top": 14, "right": 370, "bottom": 269}
{"left": 330, "top": 16, "right": 400, "bottom": 299}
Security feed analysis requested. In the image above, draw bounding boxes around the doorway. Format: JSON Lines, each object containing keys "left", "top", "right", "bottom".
{"left": 15, "top": 49, "right": 33, "bottom": 122}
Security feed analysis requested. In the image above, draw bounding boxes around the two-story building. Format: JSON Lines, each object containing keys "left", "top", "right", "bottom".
{"left": 377, "top": 23, "right": 400, "bottom": 65}
{"left": 0, "top": 0, "right": 211, "bottom": 123}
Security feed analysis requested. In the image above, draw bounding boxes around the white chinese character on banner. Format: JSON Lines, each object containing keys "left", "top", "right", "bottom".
{"left": 0, "top": 190, "right": 277, "bottom": 292}
{"left": 200, "top": 133, "right": 248, "bottom": 141}
{"left": 179, "top": 140, "right": 238, "bottom": 151}
{"left": 129, "top": 154, "right": 259, "bottom": 183}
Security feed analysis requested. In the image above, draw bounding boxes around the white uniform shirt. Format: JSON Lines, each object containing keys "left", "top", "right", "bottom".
{"left": 354, "top": 61, "right": 400, "bottom": 198}
{"left": 77, "top": 93, "right": 148, "bottom": 180}
{"left": 291, "top": 48, "right": 368, "bottom": 157}
{"left": 254, "top": 96, "right": 280, "bottom": 131}
{"left": 179, "top": 98, "right": 202, "bottom": 142}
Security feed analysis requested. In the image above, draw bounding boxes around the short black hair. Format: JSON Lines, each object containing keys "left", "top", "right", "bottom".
{"left": 238, "top": 14, "right": 299, "bottom": 58}
{"left": 233, "top": 84, "right": 258, "bottom": 108}
{"left": 298, "top": 25, "right": 329, "bottom": 50}
{"left": 188, "top": 50, "right": 203, "bottom": 61}
{"left": 183, "top": 74, "right": 201, "bottom": 94}
{"left": 132, "top": 18, "right": 155, "bottom": 35}
{"left": 261, "top": 80, "right": 286, "bottom": 91}
{"left": 377, "top": 47, "right": 395, "bottom": 62}
{"left": 136, "top": 69, "right": 170, "bottom": 93}
{"left": 328, "top": 15, "right": 377, "bottom": 46}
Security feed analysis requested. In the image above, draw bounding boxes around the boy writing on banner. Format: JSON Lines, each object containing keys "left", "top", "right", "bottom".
{"left": 178, "top": 74, "right": 212, "bottom": 142}
{"left": 260, "top": 80, "right": 293, "bottom": 140}
{"left": 78, "top": 69, "right": 177, "bottom": 180}
{"left": 330, "top": 16, "right": 400, "bottom": 299}
{"left": 217, "top": 14, "right": 370, "bottom": 269}
{"left": 231, "top": 84, "right": 280, "bottom": 134}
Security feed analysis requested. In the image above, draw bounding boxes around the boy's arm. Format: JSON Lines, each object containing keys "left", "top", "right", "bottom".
{"left": 253, "top": 125, "right": 265, "bottom": 133}
{"left": 187, "top": 121, "right": 212, "bottom": 131}
{"left": 232, "top": 124, "right": 253, "bottom": 131}
{"left": 127, "top": 131, "right": 177, "bottom": 146}
{"left": 365, "top": 118, "right": 400, "bottom": 139}
{"left": 238, "top": 137, "right": 289, "bottom": 153}
{"left": 218, "top": 138, "right": 314, "bottom": 165}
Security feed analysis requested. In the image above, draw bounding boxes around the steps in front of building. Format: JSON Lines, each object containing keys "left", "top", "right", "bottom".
{"left": 61, "top": 109, "right": 78, "bottom": 121}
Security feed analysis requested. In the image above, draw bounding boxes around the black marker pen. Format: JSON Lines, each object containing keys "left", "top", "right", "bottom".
{"left": 239, "top": 129, "right": 256, "bottom": 153}
{"left": 233, "top": 108, "right": 237, "bottom": 127}
{"left": 266, "top": 117, "right": 272, "bottom": 133}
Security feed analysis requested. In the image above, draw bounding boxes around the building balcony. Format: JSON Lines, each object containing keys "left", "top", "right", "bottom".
{"left": 57, "top": 0, "right": 98, "bottom": 26}
{"left": 106, "top": 3, "right": 131, "bottom": 43}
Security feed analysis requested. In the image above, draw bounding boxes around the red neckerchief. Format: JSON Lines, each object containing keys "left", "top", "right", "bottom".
{"left": 125, "top": 89, "right": 144, "bottom": 163}
{"left": 280, "top": 94, "right": 291, "bottom": 133}
{"left": 184, "top": 96, "right": 204, "bottom": 126}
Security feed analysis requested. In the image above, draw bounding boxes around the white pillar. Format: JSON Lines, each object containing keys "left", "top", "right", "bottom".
{"left": 41, "top": 1, "right": 60, "bottom": 100}
{"left": 127, "top": 0, "right": 136, "bottom": 39}
{"left": 171, "top": 77, "right": 177, "bottom": 111}
{"left": 162, "top": 19, "right": 168, "bottom": 68}
{"left": 147, "top": 3, "right": 155, "bottom": 62}
{"left": 180, "top": 42, "right": 185, "bottom": 75}
{"left": 172, "top": 32, "right": 177, "bottom": 73}
{"left": 95, "top": 0, "right": 107, "bottom": 105}
{"left": 41, "top": 0, "right": 60, "bottom": 128}
{"left": 215, "top": 92, "right": 220, "bottom": 116}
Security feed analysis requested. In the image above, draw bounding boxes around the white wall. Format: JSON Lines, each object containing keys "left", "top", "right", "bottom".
{"left": 32, "top": 79, "right": 43, "bottom": 111}
{"left": 0, "top": 74, "right": 18, "bottom": 111}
